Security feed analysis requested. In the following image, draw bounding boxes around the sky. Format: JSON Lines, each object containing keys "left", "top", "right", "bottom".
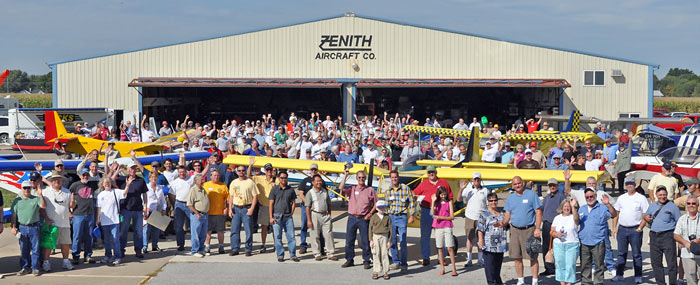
{"left": 1, "top": 0, "right": 698, "bottom": 77}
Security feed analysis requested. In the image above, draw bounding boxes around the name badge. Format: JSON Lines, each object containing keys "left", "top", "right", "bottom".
{"left": 354, "top": 191, "right": 359, "bottom": 195}
{"left": 522, "top": 199, "right": 528, "bottom": 203}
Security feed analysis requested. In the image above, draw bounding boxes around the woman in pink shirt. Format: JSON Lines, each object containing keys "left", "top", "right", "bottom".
{"left": 431, "top": 186, "right": 457, "bottom": 276}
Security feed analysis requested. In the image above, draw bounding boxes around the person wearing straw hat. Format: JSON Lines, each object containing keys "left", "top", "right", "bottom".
{"left": 11, "top": 180, "right": 47, "bottom": 276}
{"left": 41, "top": 171, "right": 74, "bottom": 271}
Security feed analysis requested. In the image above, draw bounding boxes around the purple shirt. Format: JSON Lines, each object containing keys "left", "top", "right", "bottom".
{"left": 432, "top": 201, "right": 453, "bottom": 228}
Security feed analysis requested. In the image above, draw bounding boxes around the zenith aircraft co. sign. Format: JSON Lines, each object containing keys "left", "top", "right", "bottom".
{"left": 315, "top": 35, "right": 376, "bottom": 60}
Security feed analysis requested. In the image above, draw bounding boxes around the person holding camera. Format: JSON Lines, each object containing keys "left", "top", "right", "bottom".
{"left": 674, "top": 195, "right": 700, "bottom": 285}
{"left": 645, "top": 186, "right": 681, "bottom": 285}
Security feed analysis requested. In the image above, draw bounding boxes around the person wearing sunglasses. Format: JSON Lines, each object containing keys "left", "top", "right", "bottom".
{"left": 11, "top": 180, "right": 47, "bottom": 276}
{"left": 41, "top": 171, "right": 74, "bottom": 272}
{"left": 540, "top": 178, "right": 567, "bottom": 277}
{"left": 477, "top": 193, "right": 507, "bottom": 285}
{"left": 578, "top": 187, "right": 618, "bottom": 285}
{"left": 34, "top": 160, "right": 74, "bottom": 189}
{"left": 458, "top": 172, "right": 489, "bottom": 267}
{"left": 610, "top": 178, "right": 649, "bottom": 284}
{"left": 339, "top": 169, "right": 378, "bottom": 269}
{"left": 268, "top": 171, "right": 299, "bottom": 262}
{"left": 674, "top": 191, "right": 700, "bottom": 285}
{"left": 644, "top": 186, "right": 681, "bottom": 285}
{"left": 229, "top": 165, "right": 259, "bottom": 256}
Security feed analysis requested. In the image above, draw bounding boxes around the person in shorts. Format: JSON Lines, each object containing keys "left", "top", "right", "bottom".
{"left": 41, "top": 171, "right": 74, "bottom": 271}
{"left": 204, "top": 169, "right": 229, "bottom": 255}
{"left": 249, "top": 160, "right": 276, "bottom": 253}
{"left": 432, "top": 186, "right": 457, "bottom": 276}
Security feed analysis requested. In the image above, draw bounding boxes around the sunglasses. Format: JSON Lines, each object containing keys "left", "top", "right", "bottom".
{"left": 585, "top": 196, "right": 596, "bottom": 199}
{"left": 488, "top": 200, "right": 498, "bottom": 203}
{"left": 688, "top": 202, "right": 698, "bottom": 205}
{"left": 279, "top": 176, "right": 288, "bottom": 179}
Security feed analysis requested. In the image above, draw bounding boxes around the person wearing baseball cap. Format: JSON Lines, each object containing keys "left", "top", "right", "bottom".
{"left": 44, "top": 159, "right": 74, "bottom": 189}
{"left": 69, "top": 167, "right": 99, "bottom": 265}
{"left": 547, "top": 153, "right": 569, "bottom": 170}
{"left": 249, "top": 158, "right": 276, "bottom": 253}
{"left": 539, "top": 177, "right": 565, "bottom": 276}
{"left": 296, "top": 162, "right": 323, "bottom": 254}
{"left": 41, "top": 170, "right": 74, "bottom": 271}
{"left": 517, "top": 149, "right": 540, "bottom": 169}
{"left": 611, "top": 176, "right": 648, "bottom": 283}
{"left": 413, "top": 165, "right": 452, "bottom": 265}
{"left": 528, "top": 142, "right": 546, "bottom": 169}
{"left": 674, "top": 177, "right": 700, "bottom": 209}
{"left": 11, "top": 179, "right": 47, "bottom": 276}
{"left": 458, "top": 172, "right": 489, "bottom": 267}
{"left": 369, "top": 200, "right": 392, "bottom": 279}
{"left": 648, "top": 162, "right": 680, "bottom": 203}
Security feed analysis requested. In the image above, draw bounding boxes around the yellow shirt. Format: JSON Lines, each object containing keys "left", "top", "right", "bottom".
{"left": 252, "top": 175, "right": 276, "bottom": 207}
{"left": 648, "top": 174, "right": 679, "bottom": 200}
{"left": 203, "top": 181, "right": 229, "bottom": 215}
{"left": 229, "top": 178, "right": 259, "bottom": 206}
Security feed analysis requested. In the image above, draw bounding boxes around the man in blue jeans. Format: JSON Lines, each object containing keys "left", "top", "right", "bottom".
{"left": 413, "top": 165, "right": 452, "bottom": 265}
{"left": 269, "top": 171, "right": 299, "bottom": 262}
{"left": 385, "top": 170, "right": 416, "bottom": 274}
{"left": 69, "top": 168, "right": 97, "bottom": 264}
{"left": 612, "top": 178, "right": 649, "bottom": 284}
{"left": 229, "top": 165, "right": 259, "bottom": 256}
{"left": 11, "top": 180, "right": 46, "bottom": 276}
{"left": 116, "top": 162, "right": 148, "bottom": 258}
{"left": 339, "top": 170, "right": 377, "bottom": 269}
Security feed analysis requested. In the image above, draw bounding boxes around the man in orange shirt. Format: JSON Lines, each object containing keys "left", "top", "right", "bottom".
{"left": 204, "top": 169, "right": 229, "bottom": 255}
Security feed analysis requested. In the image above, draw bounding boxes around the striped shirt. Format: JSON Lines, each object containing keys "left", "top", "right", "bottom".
{"left": 385, "top": 183, "right": 417, "bottom": 216}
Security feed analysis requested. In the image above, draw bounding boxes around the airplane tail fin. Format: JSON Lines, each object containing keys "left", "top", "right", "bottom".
{"left": 44, "top": 111, "right": 68, "bottom": 144}
{"left": 562, "top": 110, "right": 581, "bottom": 132}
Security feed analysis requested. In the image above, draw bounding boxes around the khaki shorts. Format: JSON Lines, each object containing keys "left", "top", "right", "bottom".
{"left": 464, "top": 217, "right": 478, "bottom": 243}
{"left": 208, "top": 215, "right": 226, "bottom": 232}
{"left": 509, "top": 225, "right": 535, "bottom": 259}
{"left": 57, "top": 227, "right": 71, "bottom": 245}
{"left": 435, "top": 227, "right": 454, "bottom": 248}
{"left": 257, "top": 206, "right": 270, "bottom": 226}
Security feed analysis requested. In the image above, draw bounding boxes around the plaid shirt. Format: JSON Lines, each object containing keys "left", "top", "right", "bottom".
{"left": 385, "top": 183, "right": 417, "bottom": 216}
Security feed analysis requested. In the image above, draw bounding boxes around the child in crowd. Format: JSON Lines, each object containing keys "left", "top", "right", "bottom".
{"left": 96, "top": 176, "right": 131, "bottom": 265}
{"left": 369, "top": 200, "right": 392, "bottom": 280}
{"left": 432, "top": 186, "right": 457, "bottom": 276}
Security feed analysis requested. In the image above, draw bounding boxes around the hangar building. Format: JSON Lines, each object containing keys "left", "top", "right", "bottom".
{"left": 49, "top": 13, "right": 658, "bottom": 128}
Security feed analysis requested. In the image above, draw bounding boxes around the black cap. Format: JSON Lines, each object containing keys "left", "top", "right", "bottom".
{"left": 264, "top": 163, "right": 273, "bottom": 170}
{"left": 663, "top": 162, "right": 672, "bottom": 170}
{"left": 29, "top": 171, "right": 42, "bottom": 181}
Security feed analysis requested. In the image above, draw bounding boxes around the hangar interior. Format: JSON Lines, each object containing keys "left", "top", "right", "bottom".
{"left": 136, "top": 78, "right": 568, "bottom": 128}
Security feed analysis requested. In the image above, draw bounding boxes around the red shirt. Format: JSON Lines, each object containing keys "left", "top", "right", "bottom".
{"left": 526, "top": 122, "right": 539, "bottom": 133}
{"left": 413, "top": 178, "right": 452, "bottom": 208}
{"left": 343, "top": 185, "right": 378, "bottom": 216}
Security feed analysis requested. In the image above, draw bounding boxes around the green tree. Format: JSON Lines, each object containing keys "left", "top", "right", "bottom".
{"left": 667, "top": 68, "right": 695, "bottom": 77}
{"left": 3, "top": 69, "right": 29, "bottom": 92}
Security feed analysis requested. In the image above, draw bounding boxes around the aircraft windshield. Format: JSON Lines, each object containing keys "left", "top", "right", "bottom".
{"left": 656, "top": 147, "right": 700, "bottom": 167}
{"left": 632, "top": 132, "right": 675, "bottom": 156}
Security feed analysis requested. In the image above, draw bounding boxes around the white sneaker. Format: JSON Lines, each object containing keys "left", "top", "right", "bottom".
{"left": 42, "top": 260, "right": 51, "bottom": 272}
{"left": 516, "top": 280, "right": 525, "bottom": 285}
{"left": 635, "top": 277, "right": 642, "bottom": 284}
{"left": 612, "top": 275, "right": 624, "bottom": 282}
{"left": 62, "top": 259, "right": 73, "bottom": 270}
{"left": 192, "top": 253, "right": 204, "bottom": 258}
{"left": 112, "top": 259, "right": 121, "bottom": 265}
{"left": 606, "top": 269, "right": 616, "bottom": 277}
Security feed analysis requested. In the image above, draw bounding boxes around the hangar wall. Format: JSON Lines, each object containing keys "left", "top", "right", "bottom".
{"left": 51, "top": 14, "right": 654, "bottom": 121}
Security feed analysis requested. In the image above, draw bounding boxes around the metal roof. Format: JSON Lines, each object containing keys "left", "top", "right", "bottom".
{"left": 48, "top": 14, "right": 659, "bottom": 68}
{"left": 356, "top": 79, "right": 571, "bottom": 88}
{"left": 128, "top": 78, "right": 342, "bottom": 88}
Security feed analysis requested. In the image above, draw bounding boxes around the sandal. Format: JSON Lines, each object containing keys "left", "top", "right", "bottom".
{"left": 372, "top": 273, "right": 378, "bottom": 280}
{"left": 383, "top": 274, "right": 390, "bottom": 280}
{"left": 451, "top": 271, "right": 458, "bottom": 277}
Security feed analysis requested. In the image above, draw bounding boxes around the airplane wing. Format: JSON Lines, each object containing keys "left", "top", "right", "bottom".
{"left": 136, "top": 129, "right": 203, "bottom": 151}
{"left": 614, "top": 117, "right": 691, "bottom": 124}
{"left": 402, "top": 125, "right": 472, "bottom": 138}
{"left": 415, "top": 160, "right": 511, "bottom": 169}
{"left": 222, "top": 155, "right": 390, "bottom": 177}
{"left": 0, "top": 151, "right": 212, "bottom": 171}
{"left": 400, "top": 167, "right": 610, "bottom": 184}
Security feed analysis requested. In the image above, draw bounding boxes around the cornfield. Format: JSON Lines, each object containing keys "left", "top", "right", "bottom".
{"left": 654, "top": 97, "right": 700, "bottom": 113}
{"left": 5, "top": 93, "right": 53, "bottom": 108}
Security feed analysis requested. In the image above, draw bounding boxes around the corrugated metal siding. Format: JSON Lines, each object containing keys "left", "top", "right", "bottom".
{"left": 56, "top": 16, "right": 650, "bottom": 120}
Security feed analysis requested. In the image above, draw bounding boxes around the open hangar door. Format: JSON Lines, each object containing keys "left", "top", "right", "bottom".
{"left": 130, "top": 78, "right": 344, "bottom": 124}
{"left": 354, "top": 79, "right": 570, "bottom": 129}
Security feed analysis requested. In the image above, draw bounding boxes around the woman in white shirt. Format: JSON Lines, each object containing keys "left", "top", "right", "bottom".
{"left": 143, "top": 172, "right": 167, "bottom": 252}
{"left": 550, "top": 198, "right": 580, "bottom": 285}
{"left": 96, "top": 176, "right": 131, "bottom": 265}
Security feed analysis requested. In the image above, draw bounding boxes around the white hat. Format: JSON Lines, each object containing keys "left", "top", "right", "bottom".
{"left": 622, "top": 129, "right": 629, "bottom": 133}
{"left": 21, "top": 180, "right": 32, "bottom": 188}
{"left": 376, "top": 200, "right": 388, "bottom": 208}
{"left": 472, "top": 172, "right": 482, "bottom": 179}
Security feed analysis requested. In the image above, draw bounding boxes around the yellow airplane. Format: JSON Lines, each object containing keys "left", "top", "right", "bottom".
{"left": 43, "top": 111, "right": 199, "bottom": 160}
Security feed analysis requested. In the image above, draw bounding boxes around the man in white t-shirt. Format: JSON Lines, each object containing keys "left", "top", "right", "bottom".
{"left": 170, "top": 165, "right": 196, "bottom": 251}
{"left": 611, "top": 178, "right": 649, "bottom": 283}
{"left": 41, "top": 172, "right": 74, "bottom": 271}
{"left": 481, "top": 140, "right": 499, "bottom": 163}
{"left": 584, "top": 151, "right": 603, "bottom": 171}
{"left": 457, "top": 172, "right": 489, "bottom": 267}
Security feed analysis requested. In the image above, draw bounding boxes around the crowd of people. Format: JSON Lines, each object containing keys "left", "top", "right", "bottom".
{"left": 2, "top": 110, "right": 695, "bottom": 285}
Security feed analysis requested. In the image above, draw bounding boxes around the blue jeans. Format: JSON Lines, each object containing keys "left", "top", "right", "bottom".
{"left": 142, "top": 211, "right": 162, "bottom": 249}
{"left": 103, "top": 224, "right": 122, "bottom": 259}
{"left": 71, "top": 214, "right": 94, "bottom": 259}
{"left": 616, "top": 226, "right": 643, "bottom": 277}
{"left": 299, "top": 206, "right": 308, "bottom": 250}
{"left": 605, "top": 227, "right": 615, "bottom": 271}
{"left": 18, "top": 224, "right": 40, "bottom": 270}
{"left": 389, "top": 214, "right": 408, "bottom": 266}
{"left": 231, "top": 205, "right": 253, "bottom": 253}
{"left": 345, "top": 215, "right": 371, "bottom": 263}
{"left": 272, "top": 216, "right": 297, "bottom": 259}
{"left": 174, "top": 202, "right": 191, "bottom": 247}
{"left": 119, "top": 210, "right": 143, "bottom": 253}
{"left": 190, "top": 212, "right": 208, "bottom": 254}
{"left": 419, "top": 207, "right": 434, "bottom": 260}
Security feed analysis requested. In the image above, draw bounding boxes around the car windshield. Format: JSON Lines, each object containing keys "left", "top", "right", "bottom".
{"left": 656, "top": 147, "right": 700, "bottom": 167}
